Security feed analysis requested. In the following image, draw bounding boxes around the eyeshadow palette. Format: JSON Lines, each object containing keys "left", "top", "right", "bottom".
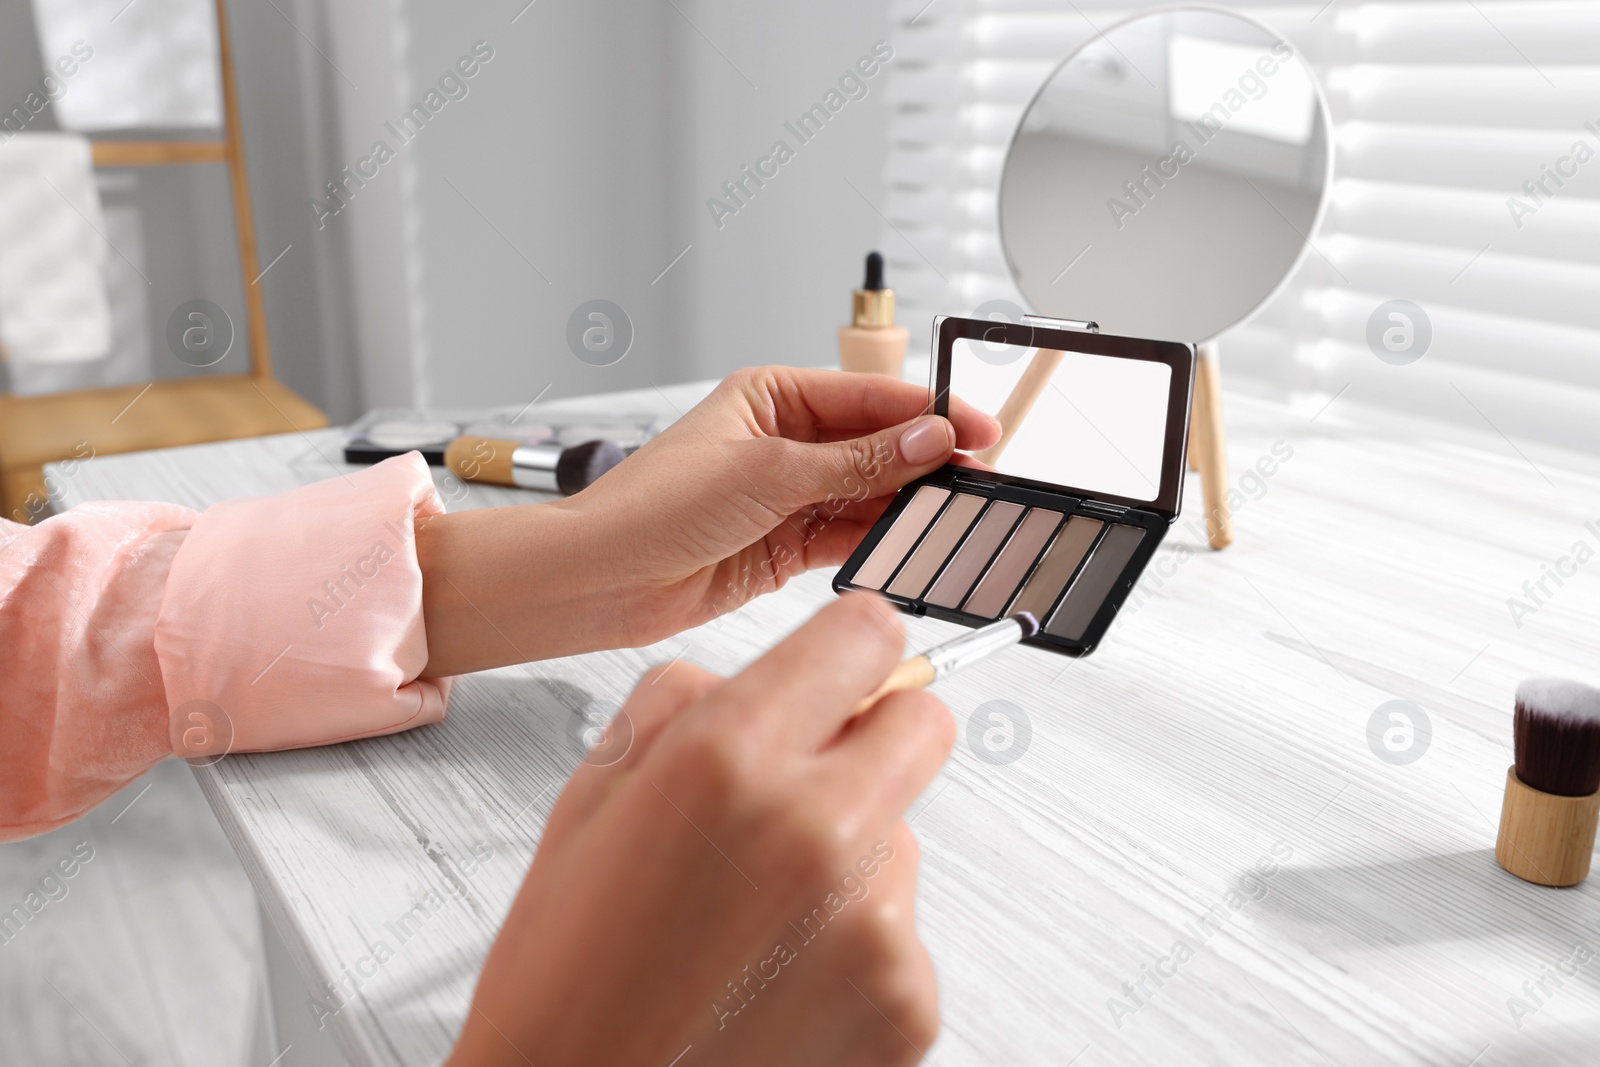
{"left": 834, "top": 314, "right": 1194, "bottom": 656}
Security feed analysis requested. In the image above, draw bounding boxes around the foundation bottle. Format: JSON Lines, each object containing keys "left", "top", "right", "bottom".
{"left": 838, "top": 251, "right": 908, "bottom": 377}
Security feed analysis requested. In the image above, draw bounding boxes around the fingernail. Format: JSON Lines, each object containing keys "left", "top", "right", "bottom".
{"left": 898, "top": 417, "right": 952, "bottom": 466}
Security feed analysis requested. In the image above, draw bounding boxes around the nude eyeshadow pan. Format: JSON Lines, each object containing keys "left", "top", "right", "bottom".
{"left": 851, "top": 484, "right": 948, "bottom": 590}
{"left": 887, "top": 492, "right": 986, "bottom": 598}
{"left": 960, "top": 507, "right": 1062, "bottom": 618}
{"left": 924, "top": 500, "right": 1023, "bottom": 609}
{"left": 1006, "top": 516, "right": 1104, "bottom": 621}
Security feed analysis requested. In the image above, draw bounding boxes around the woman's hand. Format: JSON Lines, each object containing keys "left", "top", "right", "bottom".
{"left": 448, "top": 595, "right": 954, "bottom": 1067}
{"left": 419, "top": 367, "right": 998, "bottom": 676}
{"left": 574, "top": 366, "right": 999, "bottom": 643}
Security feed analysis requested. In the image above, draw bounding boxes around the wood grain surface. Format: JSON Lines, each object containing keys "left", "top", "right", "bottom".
{"left": 0, "top": 760, "right": 266, "bottom": 1067}
{"left": 46, "top": 381, "right": 1600, "bottom": 1067}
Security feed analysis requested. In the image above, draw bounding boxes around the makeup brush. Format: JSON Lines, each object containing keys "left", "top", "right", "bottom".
{"left": 445, "top": 436, "right": 625, "bottom": 496}
{"left": 1495, "top": 677, "right": 1600, "bottom": 887}
{"left": 852, "top": 613, "right": 1038, "bottom": 715}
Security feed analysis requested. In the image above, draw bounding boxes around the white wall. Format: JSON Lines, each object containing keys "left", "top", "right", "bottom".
{"left": 391, "top": 0, "right": 901, "bottom": 408}
{"left": 671, "top": 1, "right": 905, "bottom": 383}
{"left": 249, "top": 0, "right": 901, "bottom": 417}
{"left": 1, "top": 0, "right": 898, "bottom": 421}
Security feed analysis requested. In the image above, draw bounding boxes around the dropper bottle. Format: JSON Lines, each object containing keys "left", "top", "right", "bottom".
{"left": 838, "top": 251, "right": 909, "bottom": 377}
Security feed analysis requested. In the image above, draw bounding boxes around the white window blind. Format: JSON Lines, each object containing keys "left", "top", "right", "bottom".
{"left": 879, "top": 1, "right": 1600, "bottom": 452}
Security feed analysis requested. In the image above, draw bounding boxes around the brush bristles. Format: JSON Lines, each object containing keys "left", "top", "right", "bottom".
{"left": 1514, "top": 677, "right": 1600, "bottom": 797}
{"left": 555, "top": 440, "right": 626, "bottom": 496}
{"left": 1011, "top": 612, "right": 1039, "bottom": 638}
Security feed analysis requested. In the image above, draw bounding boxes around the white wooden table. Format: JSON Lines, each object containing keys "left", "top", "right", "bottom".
{"left": 51, "top": 381, "right": 1600, "bottom": 1067}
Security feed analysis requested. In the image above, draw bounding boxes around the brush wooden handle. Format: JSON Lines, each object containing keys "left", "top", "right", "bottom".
{"left": 1496, "top": 766, "right": 1600, "bottom": 887}
{"left": 851, "top": 656, "right": 937, "bottom": 716}
{"left": 445, "top": 436, "right": 517, "bottom": 486}
{"left": 973, "top": 348, "right": 1065, "bottom": 468}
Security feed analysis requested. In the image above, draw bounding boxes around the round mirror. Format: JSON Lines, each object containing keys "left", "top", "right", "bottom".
{"left": 998, "top": 7, "right": 1331, "bottom": 342}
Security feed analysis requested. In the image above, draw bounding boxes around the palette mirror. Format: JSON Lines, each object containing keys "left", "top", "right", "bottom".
{"left": 951, "top": 335, "right": 1173, "bottom": 503}
{"left": 996, "top": 7, "right": 1331, "bottom": 549}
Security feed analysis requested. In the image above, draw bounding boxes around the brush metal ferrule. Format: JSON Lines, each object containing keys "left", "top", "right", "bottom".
{"left": 507, "top": 443, "right": 564, "bottom": 492}
{"left": 924, "top": 616, "right": 1031, "bottom": 680}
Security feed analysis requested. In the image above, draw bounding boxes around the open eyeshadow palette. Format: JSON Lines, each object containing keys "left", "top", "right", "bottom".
{"left": 834, "top": 314, "right": 1194, "bottom": 657}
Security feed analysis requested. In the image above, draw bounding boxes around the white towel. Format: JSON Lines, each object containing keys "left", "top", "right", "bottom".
{"left": 0, "top": 134, "right": 113, "bottom": 364}
{"left": 31, "top": 0, "right": 222, "bottom": 131}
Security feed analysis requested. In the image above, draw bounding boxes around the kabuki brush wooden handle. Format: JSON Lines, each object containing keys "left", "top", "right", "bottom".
{"left": 1496, "top": 767, "right": 1600, "bottom": 887}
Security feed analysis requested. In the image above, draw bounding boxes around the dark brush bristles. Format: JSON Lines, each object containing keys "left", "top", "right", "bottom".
{"left": 555, "top": 439, "right": 626, "bottom": 496}
{"left": 1011, "top": 611, "right": 1039, "bottom": 638}
{"left": 1514, "top": 677, "right": 1600, "bottom": 797}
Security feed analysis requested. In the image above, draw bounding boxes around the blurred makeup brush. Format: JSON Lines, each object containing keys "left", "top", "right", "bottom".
{"left": 853, "top": 613, "right": 1038, "bottom": 715}
{"left": 445, "top": 436, "right": 625, "bottom": 496}
{"left": 1496, "top": 677, "right": 1600, "bottom": 887}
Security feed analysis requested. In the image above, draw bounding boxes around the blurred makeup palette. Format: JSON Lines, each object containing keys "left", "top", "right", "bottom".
{"left": 342, "top": 408, "right": 659, "bottom": 466}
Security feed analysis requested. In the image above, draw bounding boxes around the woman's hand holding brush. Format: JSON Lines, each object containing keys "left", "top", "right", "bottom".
{"left": 448, "top": 595, "right": 955, "bottom": 1067}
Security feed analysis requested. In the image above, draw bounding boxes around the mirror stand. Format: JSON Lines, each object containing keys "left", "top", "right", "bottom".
{"left": 1186, "top": 342, "right": 1232, "bottom": 550}
{"left": 996, "top": 9, "right": 1330, "bottom": 558}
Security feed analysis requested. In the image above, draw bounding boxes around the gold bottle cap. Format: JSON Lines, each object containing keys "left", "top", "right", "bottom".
{"left": 852, "top": 288, "right": 895, "bottom": 328}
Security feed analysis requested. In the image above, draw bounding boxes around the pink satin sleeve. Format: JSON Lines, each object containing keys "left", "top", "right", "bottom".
{"left": 0, "top": 454, "right": 454, "bottom": 842}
